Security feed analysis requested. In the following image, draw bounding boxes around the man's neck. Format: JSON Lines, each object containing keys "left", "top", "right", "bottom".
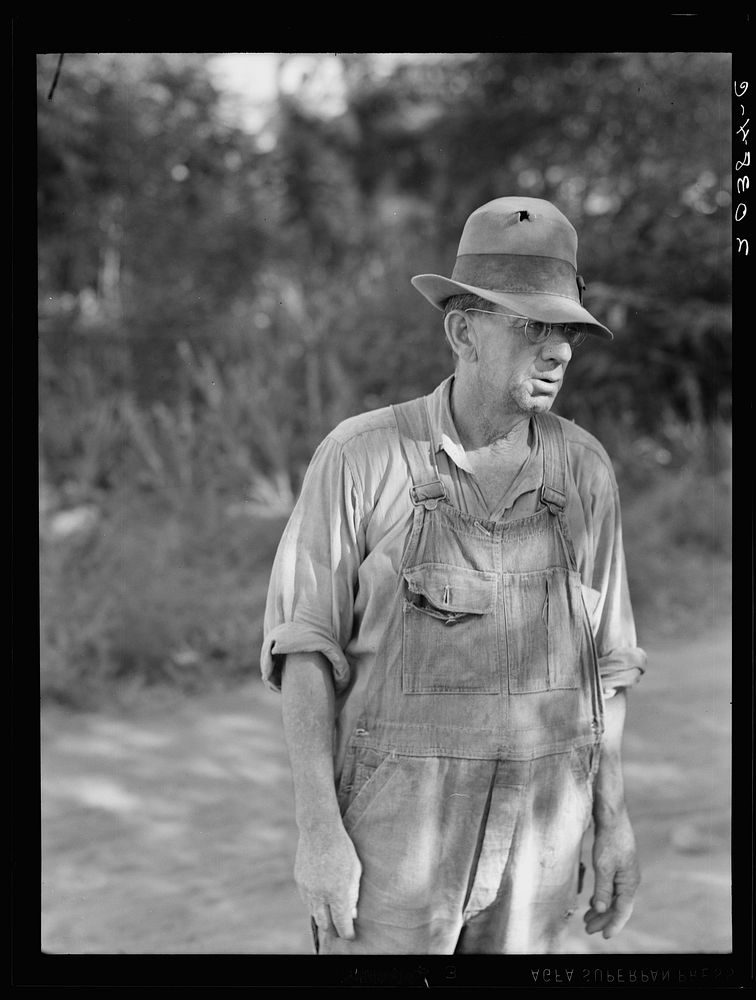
{"left": 450, "top": 375, "right": 530, "bottom": 453}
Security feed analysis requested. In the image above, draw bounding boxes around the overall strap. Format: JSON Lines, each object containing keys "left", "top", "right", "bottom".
{"left": 535, "top": 412, "right": 568, "bottom": 514}
{"left": 536, "top": 412, "right": 580, "bottom": 571}
{"left": 392, "top": 397, "right": 447, "bottom": 510}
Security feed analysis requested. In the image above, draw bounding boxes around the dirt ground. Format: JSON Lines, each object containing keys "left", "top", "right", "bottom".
{"left": 41, "top": 622, "right": 732, "bottom": 957}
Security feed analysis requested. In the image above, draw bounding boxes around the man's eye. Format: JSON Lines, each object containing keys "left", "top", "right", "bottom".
{"left": 527, "top": 322, "right": 550, "bottom": 341}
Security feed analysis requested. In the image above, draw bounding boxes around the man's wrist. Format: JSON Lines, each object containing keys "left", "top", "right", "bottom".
{"left": 296, "top": 800, "right": 344, "bottom": 836}
{"left": 593, "top": 794, "right": 628, "bottom": 827}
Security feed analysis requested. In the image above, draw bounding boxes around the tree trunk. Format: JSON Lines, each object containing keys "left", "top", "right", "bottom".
{"left": 97, "top": 196, "right": 123, "bottom": 320}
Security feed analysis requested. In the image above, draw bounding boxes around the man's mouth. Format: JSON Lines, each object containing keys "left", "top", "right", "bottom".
{"left": 530, "top": 374, "right": 562, "bottom": 391}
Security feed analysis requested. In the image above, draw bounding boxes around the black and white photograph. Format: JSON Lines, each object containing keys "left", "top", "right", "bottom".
{"left": 25, "top": 33, "right": 746, "bottom": 987}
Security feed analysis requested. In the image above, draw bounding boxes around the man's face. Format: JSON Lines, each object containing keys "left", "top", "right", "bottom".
{"left": 464, "top": 310, "right": 578, "bottom": 419}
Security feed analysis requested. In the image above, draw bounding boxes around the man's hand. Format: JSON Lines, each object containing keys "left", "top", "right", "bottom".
{"left": 294, "top": 820, "right": 363, "bottom": 940}
{"left": 583, "top": 808, "right": 640, "bottom": 939}
{"left": 281, "top": 653, "right": 363, "bottom": 940}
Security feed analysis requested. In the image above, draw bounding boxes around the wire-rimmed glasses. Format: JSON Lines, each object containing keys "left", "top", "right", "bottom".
{"left": 464, "top": 309, "right": 588, "bottom": 349}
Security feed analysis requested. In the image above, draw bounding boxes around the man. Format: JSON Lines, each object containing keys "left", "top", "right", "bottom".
{"left": 261, "top": 196, "right": 646, "bottom": 954}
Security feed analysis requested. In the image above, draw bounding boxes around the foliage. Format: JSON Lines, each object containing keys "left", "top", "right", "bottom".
{"left": 38, "top": 52, "right": 731, "bottom": 473}
{"left": 36, "top": 51, "right": 732, "bottom": 704}
{"left": 40, "top": 488, "right": 289, "bottom": 707}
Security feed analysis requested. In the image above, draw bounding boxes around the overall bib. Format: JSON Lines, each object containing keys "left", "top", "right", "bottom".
{"left": 317, "top": 397, "right": 605, "bottom": 955}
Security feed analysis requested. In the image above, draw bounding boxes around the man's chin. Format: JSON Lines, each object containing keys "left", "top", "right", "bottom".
{"left": 513, "top": 390, "right": 557, "bottom": 414}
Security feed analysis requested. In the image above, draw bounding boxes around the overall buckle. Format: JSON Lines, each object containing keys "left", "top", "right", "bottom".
{"left": 410, "top": 481, "right": 447, "bottom": 511}
{"left": 540, "top": 484, "right": 566, "bottom": 514}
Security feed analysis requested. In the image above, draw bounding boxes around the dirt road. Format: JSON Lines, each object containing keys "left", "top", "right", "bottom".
{"left": 41, "top": 624, "right": 732, "bottom": 956}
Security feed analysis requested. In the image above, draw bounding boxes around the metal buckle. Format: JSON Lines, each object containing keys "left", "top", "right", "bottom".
{"left": 540, "top": 484, "right": 566, "bottom": 513}
{"left": 409, "top": 481, "right": 447, "bottom": 510}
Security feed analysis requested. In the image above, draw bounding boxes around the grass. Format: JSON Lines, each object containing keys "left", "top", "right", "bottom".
{"left": 40, "top": 489, "right": 290, "bottom": 709}
{"left": 39, "top": 456, "right": 731, "bottom": 711}
{"left": 619, "top": 438, "right": 731, "bottom": 644}
{"left": 39, "top": 333, "right": 731, "bottom": 709}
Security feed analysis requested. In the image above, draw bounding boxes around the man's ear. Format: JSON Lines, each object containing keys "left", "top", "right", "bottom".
{"left": 444, "top": 310, "right": 478, "bottom": 364}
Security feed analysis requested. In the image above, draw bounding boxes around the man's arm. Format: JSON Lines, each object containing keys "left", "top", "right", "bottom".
{"left": 583, "top": 689, "right": 640, "bottom": 938}
{"left": 280, "top": 651, "right": 362, "bottom": 941}
{"left": 575, "top": 447, "right": 644, "bottom": 938}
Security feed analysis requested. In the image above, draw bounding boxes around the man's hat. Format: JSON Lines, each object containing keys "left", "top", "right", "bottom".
{"left": 411, "top": 196, "right": 613, "bottom": 340}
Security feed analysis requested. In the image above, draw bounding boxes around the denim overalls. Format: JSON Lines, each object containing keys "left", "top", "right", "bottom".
{"left": 318, "top": 396, "right": 605, "bottom": 954}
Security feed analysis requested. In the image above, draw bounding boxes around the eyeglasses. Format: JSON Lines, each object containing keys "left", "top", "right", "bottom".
{"left": 464, "top": 309, "right": 588, "bottom": 349}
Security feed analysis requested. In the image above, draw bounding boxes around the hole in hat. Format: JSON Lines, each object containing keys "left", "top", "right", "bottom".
{"left": 518, "top": 210, "right": 530, "bottom": 221}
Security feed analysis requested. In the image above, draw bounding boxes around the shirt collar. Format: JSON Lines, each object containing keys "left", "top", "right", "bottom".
{"left": 425, "top": 377, "right": 545, "bottom": 510}
{"left": 425, "top": 375, "right": 475, "bottom": 474}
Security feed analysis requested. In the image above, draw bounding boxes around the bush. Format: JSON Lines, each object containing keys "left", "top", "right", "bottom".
{"left": 621, "top": 459, "right": 731, "bottom": 642}
{"left": 40, "top": 490, "right": 289, "bottom": 708}
{"left": 39, "top": 374, "right": 731, "bottom": 708}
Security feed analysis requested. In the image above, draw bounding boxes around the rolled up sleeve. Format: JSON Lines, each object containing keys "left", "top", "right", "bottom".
{"left": 260, "top": 436, "right": 365, "bottom": 694}
{"left": 588, "top": 478, "right": 647, "bottom": 696}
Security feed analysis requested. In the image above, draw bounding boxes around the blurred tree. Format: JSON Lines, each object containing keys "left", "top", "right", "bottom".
{"left": 38, "top": 54, "right": 266, "bottom": 335}
{"left": 36, "top": 51, "right": 733, "bottom": 708}
{"left": 327, "top": 52, "right": 732, "bottom": 435}
{"left": 37, "top": 51, "right": 731, "bottom": 496}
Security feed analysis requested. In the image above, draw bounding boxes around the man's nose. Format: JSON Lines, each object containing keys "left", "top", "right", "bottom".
{"left": 542, "top": 334, "right": 572, "bottom": 364}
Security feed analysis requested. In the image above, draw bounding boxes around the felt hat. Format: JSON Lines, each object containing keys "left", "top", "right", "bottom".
{"left": 411, "top": 196, "right": 613, "bottom": 339}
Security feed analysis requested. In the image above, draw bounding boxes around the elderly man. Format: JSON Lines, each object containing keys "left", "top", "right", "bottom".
{"left": 261, "top": 196, "right": 646, "bottom": 955}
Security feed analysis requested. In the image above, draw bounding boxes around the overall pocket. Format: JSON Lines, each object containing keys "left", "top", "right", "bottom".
{"left": 339, "top": 746, "right": 402, "bottom": 835}
{"left": 401, "top": 562, "right": 499, "bottom": 694}
{"left": 568, "top": 743, "right": 599, "bottom": 814}
{"left": 504, "top": 567, "right": 585, "bottom": 693}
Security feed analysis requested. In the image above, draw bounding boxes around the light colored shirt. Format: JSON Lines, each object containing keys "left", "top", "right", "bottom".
{"left": 261, "top": 376, "right": 646, "bottom": 722}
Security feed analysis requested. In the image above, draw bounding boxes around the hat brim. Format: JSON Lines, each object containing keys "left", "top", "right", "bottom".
{"left": 411, "top": 274, "right": 613, "bottom": 340}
